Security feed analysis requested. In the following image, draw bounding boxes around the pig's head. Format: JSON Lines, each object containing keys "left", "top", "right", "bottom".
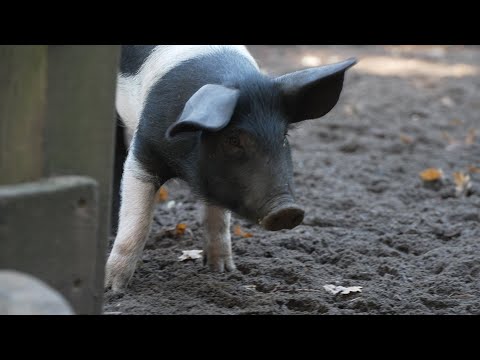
{"left": 166, "top": 58, "right": 356, "bottom": 231}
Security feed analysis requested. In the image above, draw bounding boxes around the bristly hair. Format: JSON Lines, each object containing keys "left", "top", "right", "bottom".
{"left": 287, "top": 122, "right": 301, "bottom": 132}
{"left": 229, "top": 74, "right": 288, "bottom": 152}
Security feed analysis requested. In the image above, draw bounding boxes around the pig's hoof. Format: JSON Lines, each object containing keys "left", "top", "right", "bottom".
{"left": 104, "top": 253, "right": 136, "bottom": 292}
{"left": 203, "top": 253, "right": 236, "bottom": 273}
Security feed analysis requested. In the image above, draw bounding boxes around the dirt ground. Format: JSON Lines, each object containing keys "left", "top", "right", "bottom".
{"left": 104, "top": 45, "right": 480, "bottom": 315}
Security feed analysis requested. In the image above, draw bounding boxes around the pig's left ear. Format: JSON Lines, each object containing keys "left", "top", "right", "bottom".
{"left": 276, "top": 57, "right": 357, "bottom": 123}
{"left": 166, "top": 84, "right": 240, "bottom": 139}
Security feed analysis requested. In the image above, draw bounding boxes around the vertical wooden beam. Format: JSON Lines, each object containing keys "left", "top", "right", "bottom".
{"left": 45, "top": 45, "right": 120, "bottom": 313}
{"left": 0, "top": 46, "right": 47, "bottom": 185}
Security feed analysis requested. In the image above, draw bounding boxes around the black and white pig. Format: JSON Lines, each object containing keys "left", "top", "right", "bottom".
{"left": 106, "top": 45, "right": 356, "bottom": 291}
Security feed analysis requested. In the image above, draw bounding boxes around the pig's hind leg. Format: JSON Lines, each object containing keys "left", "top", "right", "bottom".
{"left": 105, "top": 152, "right": 159, "bottom": 292}
{"left": 203, "top": 205, "right": 236, "bottom": 272}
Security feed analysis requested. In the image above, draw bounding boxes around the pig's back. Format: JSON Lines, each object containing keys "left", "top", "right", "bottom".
{"left": 116, "top": 45, "right": 259, "bottom": 133}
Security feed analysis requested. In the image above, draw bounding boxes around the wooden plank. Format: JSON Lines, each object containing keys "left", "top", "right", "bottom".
{"left": 0, "top": 45, "right": 47, "bottom": 185}
{"left": 0, "top": 176, "right": 99, "bottom": 314}
{"left": 45, "top": 45, "right": 120, "bottom": 313}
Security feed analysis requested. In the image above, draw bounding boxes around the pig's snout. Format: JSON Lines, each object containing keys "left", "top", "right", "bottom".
{"left": 261, "top": 205, "right": 305, "bottom": 231}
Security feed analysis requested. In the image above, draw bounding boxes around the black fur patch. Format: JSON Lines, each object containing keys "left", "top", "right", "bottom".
{"left": 133, "top": 48, "right": 263, "bottom": 179}
{"left": 120, "top": 45, "right": 157, "bottom": 76}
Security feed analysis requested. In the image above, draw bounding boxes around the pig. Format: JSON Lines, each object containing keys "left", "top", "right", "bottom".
{"left": 106, "top": 45, "right": 356, "bottom": 292}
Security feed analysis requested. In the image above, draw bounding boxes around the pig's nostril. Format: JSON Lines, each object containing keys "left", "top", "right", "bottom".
{"left": 290, "top": 213, "right": 304, "bottom": 227}
{"left": 261, "top": 206, "right": 305, "bottom": 231}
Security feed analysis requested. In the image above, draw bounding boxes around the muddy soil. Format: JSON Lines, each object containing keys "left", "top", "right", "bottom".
{"left": 104, "top": 45, "right": 480, "bottom": 315}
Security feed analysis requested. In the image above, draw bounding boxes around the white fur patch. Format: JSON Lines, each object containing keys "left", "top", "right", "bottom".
{"left": 203, "top": 205, "right": 235, "bottom": 272}
{"left": 105, "top": 150, "right": 157, "bottom": 290}
{"left": 116, "top": 45, "right": 258, "bottom": 133}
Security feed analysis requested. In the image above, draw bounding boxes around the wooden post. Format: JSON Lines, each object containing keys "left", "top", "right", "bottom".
{"left": 45, "top": 45, "right": 120, "bottom": 313}
{"left": 0, "top": 45, "right": 120, "bottom": 314}
{"left": 0, "top": 46, "right": 47, "bottom": 185}
{"left": 0, "top": 176, "right": 100, "bottom": 314}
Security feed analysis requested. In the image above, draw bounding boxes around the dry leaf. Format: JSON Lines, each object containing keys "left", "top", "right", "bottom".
{"left": 159, "top": 223, "right": 191, "bottom": 238}
{"left": 178, "top": 250, "right": 203, "bottom": 262}
{"left": 399, "top": 134, "right": 414, "bottom": 144}
{"left": 465, "top": 128, "right": 477, "bottom": 145}
{"left": 441, "top": 96, "right": 455, "bottom": 108}
{"left": 155, "top": 186, "right": 168, "bottom": 203}
{"left": 453, "top": 172, "right": 472, "bottom": 197}
{"left": 420, "top": 168, "right": 444, "bottom": 182}
{"left": 234, "top": 225, "right": 253, "bottom": 238}
{"left": 410, "top": 114, "right": 421, "bottom": 122}
{"left": 449, "top": 119, "right": 464, "bottom": 126}
{"left": 323, "top": 284, "right": 363, "bottom": 295}
{"left": 467, "top": 165, "right": 480, "bottom": 174}
{"left": 343, "top": 104, "right": 355, "bottom": 116}
{"left": 176, "top": 223, "right": 187, "bottom": 236}
{"left": 442, "top": 131, "right": 457, "bottom": 145}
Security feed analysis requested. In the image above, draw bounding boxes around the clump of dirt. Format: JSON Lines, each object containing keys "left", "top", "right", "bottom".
{"left": 104, "top": 45, "right": 480, "bottom": 315}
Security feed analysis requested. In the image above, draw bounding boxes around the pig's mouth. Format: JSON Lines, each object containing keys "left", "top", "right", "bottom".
{"left": 258, "top": 204, "right": 305, "bottom": 231}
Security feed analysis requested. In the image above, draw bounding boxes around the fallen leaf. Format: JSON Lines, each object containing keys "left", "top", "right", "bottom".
{"left": 155, "top": 186, "right": 168, "bottom": 203}
{"left": 399, "top": 133, "right": 414, "bottom": 144}
{"left": 446, "top": 143, "right": 463, "bottom": 152}
{"left": 243, "top": 285, "right": 257, "bottom": 291}
{"left": 420, "top": 168, "right": 444, "bottom": 182}
{"left": 234, "top": 225, "right": 253, "bottom": 238}
{"left": 465, "top": 128, "right": 477, "bottom": 145}
{"left": 323, "top": 284, "right": 363, "bottom": 295}
{"left": 453, "top": 171, "right": 472, "bottom": 197}
{"left": 467, "top": 165, "right": 480, "bottom": 174}
{"left": 442, "top": 131, "right": 457, "bottom": 145}
{"left": 441, "top": 96, "right": 455, "bottom": 108}
{"left": 449, "top": 118, "right": 464, "bottom": 126}
{"left": 176, "top": 223, "right": 188, "bottom": 236}
{"left": 410, "top": 114, "right": 421, "bottom": 122}
{"left": 158, "top": 223, "right": 192, "bottom": 239}
{"left": 343, "top": 104, "right": 355, "bottom": 116}
{"left": 178, "top": 250, "right": 203, "bottom": 262}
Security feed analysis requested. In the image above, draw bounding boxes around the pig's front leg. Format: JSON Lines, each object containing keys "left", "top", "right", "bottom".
{"left": 203, "top": 205, "right": 236, "bottom": 272}
{"left": 105, "top": 155, "right": 158, "bottom": 292}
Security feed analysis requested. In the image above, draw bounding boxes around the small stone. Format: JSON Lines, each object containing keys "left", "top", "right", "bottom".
{"left": 0, "top": 270, "right": 74, "bottom": 315}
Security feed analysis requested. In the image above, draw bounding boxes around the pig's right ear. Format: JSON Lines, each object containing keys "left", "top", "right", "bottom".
{"left": 166, "top": 84, "right": 240, "bottom": 139}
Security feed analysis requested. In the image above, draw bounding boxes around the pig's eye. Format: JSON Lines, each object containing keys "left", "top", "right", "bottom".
{"left": 223, "top": 133, "right": 245, "bottom": 158}
{"left": 227, "top": 135, "right": 241, "bottom": 148}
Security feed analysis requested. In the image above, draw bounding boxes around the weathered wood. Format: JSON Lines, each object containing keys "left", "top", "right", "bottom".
{"left": 0, "top": 176, "right": 99, "bottom": 314}
{"left": 45, "top": 46, "right": 120, "bottom": 313}
{"left": 0, "top": 46, "right": 47, "bottom": 185}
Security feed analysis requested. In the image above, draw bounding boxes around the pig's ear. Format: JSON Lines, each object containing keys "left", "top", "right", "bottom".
{"left": 276, "top": 57, "right": 357, "bottom": 123}
{"left": 166, "top": 84, "right": 240, "bottom": 139}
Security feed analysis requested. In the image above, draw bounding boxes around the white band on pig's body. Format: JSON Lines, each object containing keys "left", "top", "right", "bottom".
{"left": 116, "top": 45, "right": 259, "bottom": 133}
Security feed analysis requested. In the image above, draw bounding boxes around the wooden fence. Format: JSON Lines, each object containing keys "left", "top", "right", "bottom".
{"left": 0, "top": 45, "right": 120, "bottom": 314}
